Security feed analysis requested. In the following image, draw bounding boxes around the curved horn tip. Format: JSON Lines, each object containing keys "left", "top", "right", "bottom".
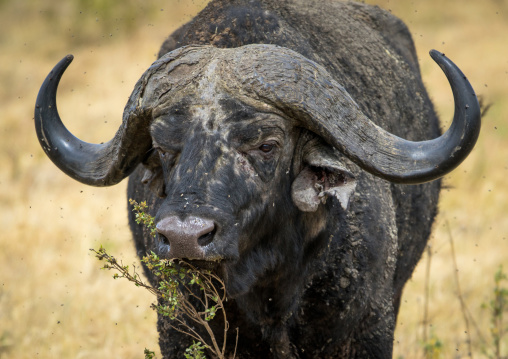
{"left": 428, "top": 50, "right": 470, "bottom": 82}
{"left": 63, "top": 54, "right": 74, "bottom": 68}
{"left": 429, "top": 49, "right": 444, "bottom": 58}
{"left": 56, "top": 54, "right": 74, "bottom": 72}
{"left": 429, "top": 49, "right": 451, "bottom": 67}
{"left": 54, "top": 54, "right": 74, "bottom": 71}
{"left": 63, "top": 54, "right": 74, "bottom": 66}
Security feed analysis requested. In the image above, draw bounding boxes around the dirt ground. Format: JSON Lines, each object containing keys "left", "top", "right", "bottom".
{"left": 0, "top": 0, "right": 507, "bottom": 358}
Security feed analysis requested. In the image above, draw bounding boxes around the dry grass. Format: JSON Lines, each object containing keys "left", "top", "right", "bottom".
{"left": 0, "top": 0, "right": 506, "bottom": 358}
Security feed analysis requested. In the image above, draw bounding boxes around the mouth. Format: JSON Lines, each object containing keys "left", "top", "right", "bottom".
{"left": 179, "top": 258, "right": 224, "bottom": 271}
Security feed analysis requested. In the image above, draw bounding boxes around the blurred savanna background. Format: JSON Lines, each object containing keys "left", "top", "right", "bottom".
{"left": 0, "top": 0, "right": 506, "bottom": 358}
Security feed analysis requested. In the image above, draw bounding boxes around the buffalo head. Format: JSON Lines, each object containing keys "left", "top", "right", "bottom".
{"left": 34, "top": 44, "right": 480, "bottom": 295}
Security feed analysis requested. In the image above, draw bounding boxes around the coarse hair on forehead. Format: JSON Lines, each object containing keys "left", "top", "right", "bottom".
{"left": 141, "top": 44, "right": 324, "bottom": 118}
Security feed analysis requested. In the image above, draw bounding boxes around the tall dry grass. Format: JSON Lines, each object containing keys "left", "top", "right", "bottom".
{"left": 0, "top": 0, "right": 506, "bottom": 358}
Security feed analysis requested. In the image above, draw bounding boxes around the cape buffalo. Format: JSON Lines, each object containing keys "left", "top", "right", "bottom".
{"left": 34, "top": 0, "right": 481, "bottom": 358}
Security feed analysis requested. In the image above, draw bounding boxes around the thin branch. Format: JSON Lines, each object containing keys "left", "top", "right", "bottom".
{"left": 202, "top": 320, "right": 223, "bottom": 357}
{"left": 232, "top": 327, "right": 239, "bottom": 359}
{"left": 169, "top": 322, "right": 208, "bottom": 346}
{"left": 221, "top": 305, "right": 229, "bottom": 355}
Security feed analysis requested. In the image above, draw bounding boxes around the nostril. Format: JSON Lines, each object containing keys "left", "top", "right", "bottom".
{"left": 158, "top": 233, "right": 170, "bottom": 246}
{"left": 197, "top": 226, "right": 216, "bottom": 247}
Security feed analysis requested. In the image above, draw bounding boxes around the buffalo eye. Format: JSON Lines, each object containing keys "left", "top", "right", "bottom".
{"left": 259, "top": 143, "right": 274, "bottom": 153}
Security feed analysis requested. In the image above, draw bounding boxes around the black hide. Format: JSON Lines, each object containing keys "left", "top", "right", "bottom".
{"left": 126, "top": 1, "right": 441, "bottom": 358}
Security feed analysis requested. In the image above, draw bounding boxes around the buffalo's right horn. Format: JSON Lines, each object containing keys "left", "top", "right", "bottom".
{"left": 34, "top": 55, "right": 152, "bottom": 186}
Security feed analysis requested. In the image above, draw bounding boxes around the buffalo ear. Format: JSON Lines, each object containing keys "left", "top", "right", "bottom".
{"left": 140, "top": 152, "right": 166, "bottom": 198}
{"left": 291, "top": 144, "right": 356, "bottom": 212}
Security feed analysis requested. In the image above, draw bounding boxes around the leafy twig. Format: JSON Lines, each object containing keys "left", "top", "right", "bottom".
{"left": 90, "top": 199, "right": 237, "bottom": 358}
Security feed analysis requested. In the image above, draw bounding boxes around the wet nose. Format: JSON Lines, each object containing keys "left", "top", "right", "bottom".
{"left": 156, "top": 216, "right": 216, "bottom": 259}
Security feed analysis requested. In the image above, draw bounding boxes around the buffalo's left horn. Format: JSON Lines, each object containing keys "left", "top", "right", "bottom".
{"left": 34, "top": 55, "right": 152, "bottom": 186}
{"left": 231, "top": 46, "right": 481, "bottom": 184}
